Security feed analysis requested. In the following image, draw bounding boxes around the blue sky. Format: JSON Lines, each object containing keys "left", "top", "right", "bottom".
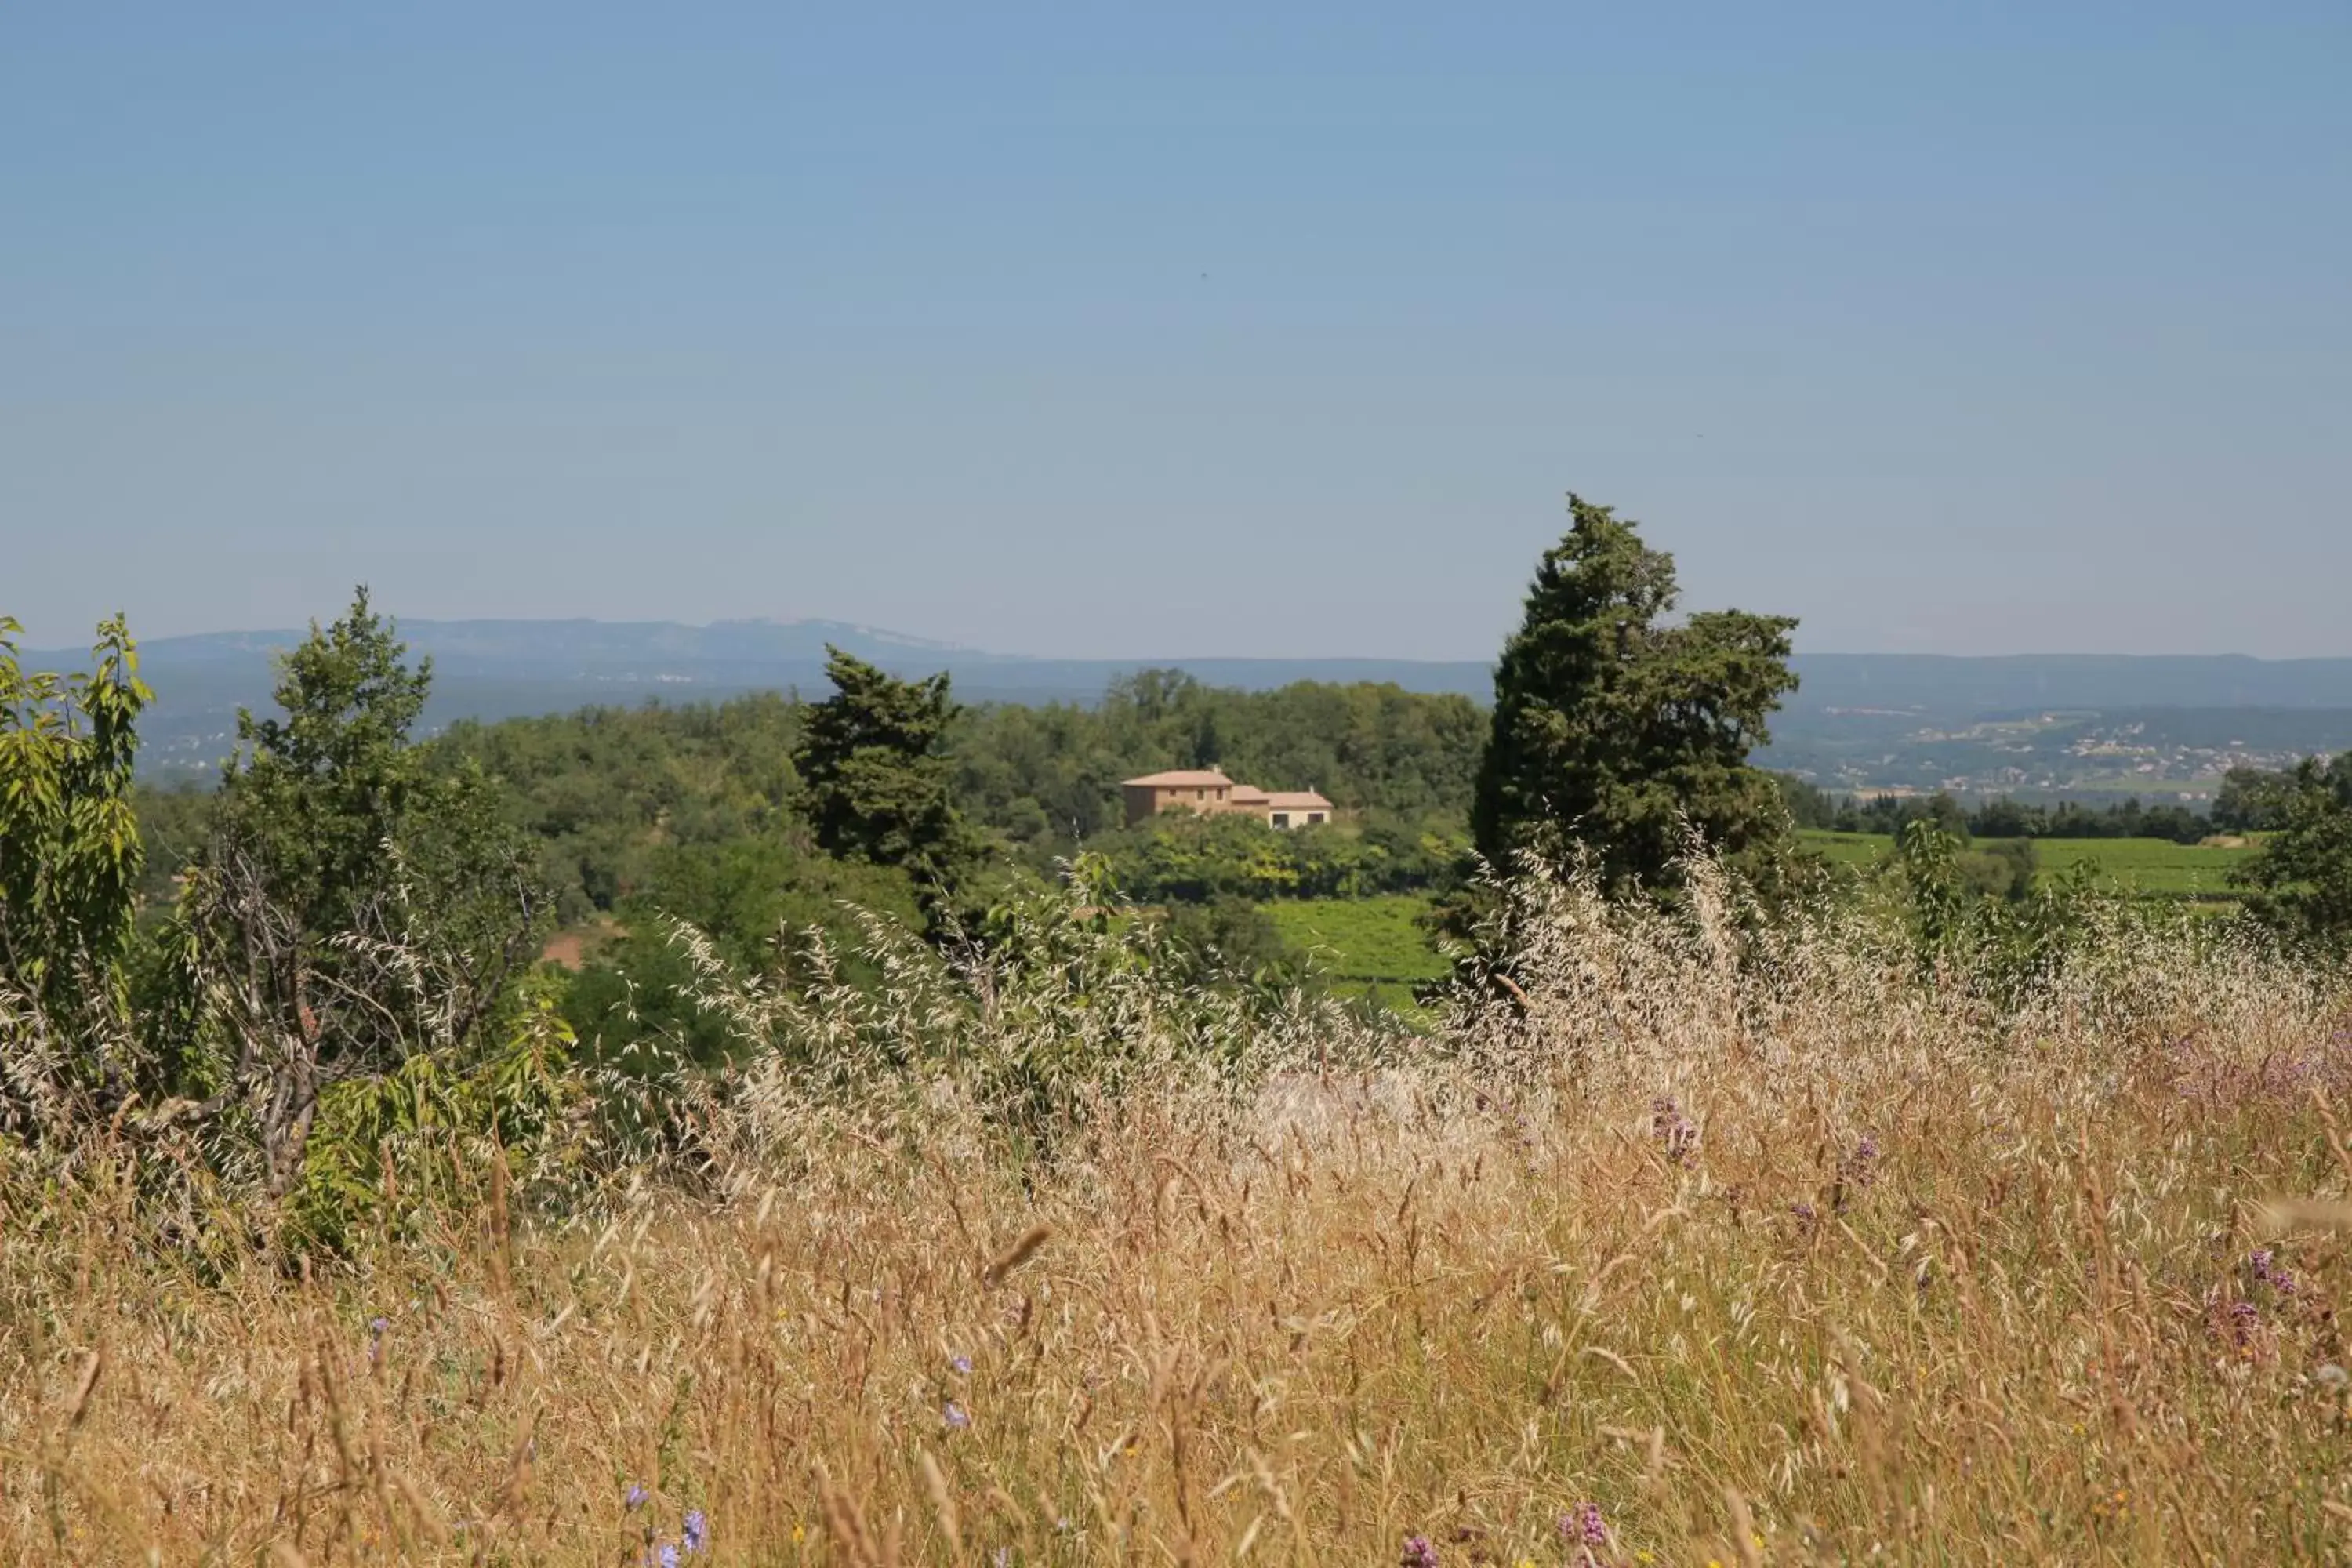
{"left": 4, "top": 4, "right": 2346, "bottom": 657}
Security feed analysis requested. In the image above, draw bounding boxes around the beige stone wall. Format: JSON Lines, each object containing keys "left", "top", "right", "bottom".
{"left": 1123, "top": 782, "right": 1233, "bottom": 826}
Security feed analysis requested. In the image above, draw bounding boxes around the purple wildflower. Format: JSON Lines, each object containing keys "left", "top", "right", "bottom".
{"left": 1839, "top": 1131, "right": 1881, "bottom": 1192}
{"left": 681, "top": 1508, "right": 707, "bottom": 1554}
{"left": 368, "top": 1316, "right": 389, "bottom": 1341}
{"left": 2250, "top": 1249, "right": 2298, "bottom": 1295}
{"left": 2229, "top": 1299, "right": 2261, "bottom": 1344}
{"left": 944, "top": 1399, "right": 971, "bottom": 1431}
{"left": 1400, "top": 1534, "right": 1439, "bottom": 1568}
{"left": 1561, "top": 1501, "right": 1606, "bottom": 1546}
{"left": 625, "top": 1483, "right": 648, "bottom": 1512}
{"left": 655, "top": 1545, "right": 680, "bottom": 1568}
{"left": 951, "top": 1355, "right": 974, "bottom": 1377}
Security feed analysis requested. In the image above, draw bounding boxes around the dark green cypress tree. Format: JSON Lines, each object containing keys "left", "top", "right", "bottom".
{"left": 1471, "top": 495, "right": 1799, "bottom": 895}
{"left": 793, "top": 647, "right": 970, "bottom": 891}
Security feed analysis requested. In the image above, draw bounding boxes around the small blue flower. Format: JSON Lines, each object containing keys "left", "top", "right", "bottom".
{"left": 944, "top": 1399, "right": 971, "bottom": 1430}
{"left": 658, "top": 1544, "right": 680, "bottom": 1568}
{"left": 625, "top": 1483, "right": 649, "bottom": 1512}
{"left": 682, "top": 1508, "right": 708, "bottom": 1553}
{"left": 951, "top": 1355, "right": 974, "bottom": 1377}
{"left": 368, "top": 1316, "right": 390, "bottom": 1341}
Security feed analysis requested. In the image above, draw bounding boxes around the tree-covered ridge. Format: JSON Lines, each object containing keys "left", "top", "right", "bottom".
{"left": 364, "top": 665, "right": 1486, "bottom": 927}
{"left": 953, "top": 668, "right": 1486, "bottom": 845}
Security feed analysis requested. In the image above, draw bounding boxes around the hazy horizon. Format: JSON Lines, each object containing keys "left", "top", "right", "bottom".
{"left": 6, "top": 5, "right": 2347, "bottom": 658}
{"left": 23, "top": 607, "right": 2352, "bottom": 669}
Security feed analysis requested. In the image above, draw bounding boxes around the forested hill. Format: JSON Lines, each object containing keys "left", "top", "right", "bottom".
{"left": 430, "top": 671, "right": 1486, "bottom": 927}
{"left": 44, "top": 615, "right": 2352, "bottom": 787}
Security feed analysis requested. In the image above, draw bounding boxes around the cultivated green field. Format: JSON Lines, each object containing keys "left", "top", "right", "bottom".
{"left": 1263, "top": 830, "right": 2267, "bottom": 1004}
{"left": 1799, "top": 829, "right": 2259, "bottom": 902}
{"left": 1804, "top": 830, "right": 1898, "bottom": 869}
{"left": 1265, "top": 893, "right": 1450, "bottom": 1007}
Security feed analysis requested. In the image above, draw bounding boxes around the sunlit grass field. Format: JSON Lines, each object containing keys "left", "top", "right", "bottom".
{"left": 6, "top": 876, "right": 2348, "bottom": 1563}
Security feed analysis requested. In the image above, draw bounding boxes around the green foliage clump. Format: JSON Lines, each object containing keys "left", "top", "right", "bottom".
{"left": 1472, "top": 494, "right": 1798, "bottom": 895}
{"left": 442, "top": 691, "right": 806, "bottom": 924}
{"left": 558, "top": 833, "right": 925, "bottom": 1067}
{"left": 953, "top": 669, "right": 1486, "bottom": 857}
{"left": 1890, "top": 821, "right": 2147, "bottom": 1001}
{"left": 1152, "top": 896, "right": 1305, "bottom": 992}
{"left": 0, "top": 615, "right": 151, "bottom": 1126}
{"left": 670, "top": 863, "right": 1394, "bottom": 1150}
{"left": 2213, "top": 764, "right": 2299, "bottom": 833}
{"left": 1092, "top": 810, "right": 1464, "bottom": 904}
{"left": 794, "top": 646, "right": 971, "bottom": 893}
{"left": 2236, "top": 753, "right": 2352, "bottom": 949}
{"left": 283, "top": 988, "right": 590, "bottom": 1255}
{"left": 168, "top": 590, "right": 550, "bottom": 1198}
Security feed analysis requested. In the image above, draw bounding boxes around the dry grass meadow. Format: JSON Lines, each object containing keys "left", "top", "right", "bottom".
{"left": 5, "top": 876, "right": 2352, "bottom": 1565}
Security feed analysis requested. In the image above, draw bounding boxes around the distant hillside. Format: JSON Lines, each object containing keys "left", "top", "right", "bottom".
{"left": 26, "top": 617, "right": 2352, "bottom": 789}
{"left": 1787, "top": 653, "right": 2352, "bottom": 714}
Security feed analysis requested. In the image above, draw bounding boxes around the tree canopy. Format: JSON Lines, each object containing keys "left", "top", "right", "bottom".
{"left": 793, "top": 647, "right": 969, "bottom": 890}
{"left": 178, "top": 590, "right": 547, "bottom": 1192}
{"left": 1471, "top": 494, "right": 1798, "bottom": 893}
{"left": 2235, "top": 752, "right": 2352, "bottom": 949}
{"left": 0, "top": 613, "right": 151, "bottom": 1122}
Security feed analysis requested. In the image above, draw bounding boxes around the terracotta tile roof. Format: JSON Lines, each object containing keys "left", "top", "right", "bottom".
{"left": 1122, "top": 769, "right": 1236, "bottom": 788}
{"left": 1265, "top": 790, "right": 1334, "bottom": 811}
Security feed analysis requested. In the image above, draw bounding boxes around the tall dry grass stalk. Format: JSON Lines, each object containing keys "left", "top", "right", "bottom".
{"left": 3, "top": 872, "right": 2350, "bottom": 1563}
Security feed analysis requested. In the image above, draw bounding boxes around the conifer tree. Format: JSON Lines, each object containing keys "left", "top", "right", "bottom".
{"left": 1471, "top": 495, "right": 1798, "bottom": 893}
{"left": 793, "top": 647, "right": 968, "bottom": 889}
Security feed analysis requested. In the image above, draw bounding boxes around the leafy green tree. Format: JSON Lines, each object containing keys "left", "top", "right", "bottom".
{"left": 1471, "top": 495, "right": 1799, "bottom": 895}
{"left": 1773, "top": 774, "right": 1839, "bottom": 830}
{"left": 441, "top": 690, "right": 807, "bottom": 922}
{"left": 1965, "top": 836, "right": 2038, "bottom": 905}
{"left": 793, "top": 647, "right": 968, "bottom": 888}
{"left": 1154, "top": 896, "right": 1302, "bottom": 991}
{"left": 2214, "top": 765, "right": 2296, "bottom": 834}
{"left": 2235, "top": 753, "right": 2352, "bottom": 949}
{"left": 0, "top": 614, "right": 151, "bottom": 1127}
{"left": 556, "top": 831, "right": 932, "bottom": 1072}
{"left": 172, "top": 590, "right": 547, "bottom": 1194}
{"left": 207, "top": 587, "right": 435, "bottom": 938}
{"left": 131, "top": 781, "right": 212, "bottom": 914}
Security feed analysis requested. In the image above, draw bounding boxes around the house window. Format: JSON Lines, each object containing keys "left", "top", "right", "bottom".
{"left": 1196, "top": 789, "right": 1206, "bottom": 800}
{"left": 1307, "top": 812, "right": 1326, "bottom": 825}
{"left": 1272, "top": 812, "right": 1290, "bottom": 829}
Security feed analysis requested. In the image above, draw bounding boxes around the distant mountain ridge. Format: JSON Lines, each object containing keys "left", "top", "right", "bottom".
{"left": 24, "top": 617, "right": 2352, "bottom": 789}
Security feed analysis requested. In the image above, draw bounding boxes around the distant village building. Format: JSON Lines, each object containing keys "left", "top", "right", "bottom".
{"left": 1120, "top": 769, "right": 1333, "bottom": 829}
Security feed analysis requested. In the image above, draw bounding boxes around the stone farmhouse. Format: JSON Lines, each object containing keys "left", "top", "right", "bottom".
{"left": 1120, "top": 769, "right": 1334, "bottom": 830}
